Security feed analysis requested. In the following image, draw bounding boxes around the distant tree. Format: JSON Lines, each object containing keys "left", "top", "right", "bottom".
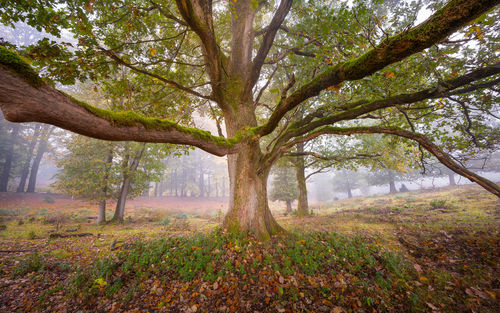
{"left": 270, "top": 160, "right": 298, "bottom": 214}
{"left": 54, "top": 136, "right": 118, "bottom": 224}
{"left": 331, "top": 169, "right": 365, "bottom": 199}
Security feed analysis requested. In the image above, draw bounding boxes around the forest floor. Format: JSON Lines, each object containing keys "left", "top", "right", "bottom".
{"left": 0, "top": 184, "right": 498, "bottom": 312}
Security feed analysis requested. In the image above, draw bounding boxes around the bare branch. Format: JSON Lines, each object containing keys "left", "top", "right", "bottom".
{"left": 293, "top": 126, "right": 500, "bottom": 197}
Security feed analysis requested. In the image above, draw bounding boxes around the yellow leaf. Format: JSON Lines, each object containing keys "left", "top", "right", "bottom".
{"left": 385, "top": 72, "right": 394, "bottom": 78}
{"left": 150, "top": 48, "right": 157, "bottom": 56}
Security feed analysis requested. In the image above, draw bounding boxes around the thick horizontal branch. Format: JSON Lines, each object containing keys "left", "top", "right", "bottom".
{"left": 300, "top": 126, "right": 500, "bottom": 197}
{"left": 259, "top": 0, "right": 500, "bottom": 136}
{"left": 0, "top": 68, "right": 242, "bottom": 156}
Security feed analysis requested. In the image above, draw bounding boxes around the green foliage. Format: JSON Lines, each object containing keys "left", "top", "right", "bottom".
{"left": 12, "top": 253, "right": 46, "bottom": 278}
{"left": 67, "top": 230, "right": 414, "bottom": 301}
{"left": 429, "top": 199, "right": 447, "bottom": 209}
{"left": 43, "top": 195, "right": 55, "bottom": 203}
{"left": 270, "top": 162, "right": 298, "bottom": 203}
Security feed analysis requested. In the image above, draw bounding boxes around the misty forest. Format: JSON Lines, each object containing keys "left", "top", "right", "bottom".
{"left": 0, "top": 0, "right": 499, "bottom": 312}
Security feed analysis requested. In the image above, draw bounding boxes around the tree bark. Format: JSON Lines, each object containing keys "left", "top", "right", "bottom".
{"left": 448, "top": 173, "right": 456, "bottom": 186}
{"left": 0, "top": 123, "right": 20, "bottom": 192}
{"left": 97, "top": 146, "right": 113, "bottom": 224}
{"left": 16, "top": 124, "right": 41, "bottom": 192}
{"left": 294, "top": 142, "right": 309, "bottom": 216}
{"left": 388, "top": 172, "right": 397, "bottom": 194}
{"left": 223, "top": 140, "right": 284, "bottom": 240}
{"left": 112, "top": 144, "right": 146, "bottom": 222}
{"left": 285, "top": 200, "right": 292, "bottom": 214}
{"left": 97, "top": 200, "right": 106, "bottom": 225}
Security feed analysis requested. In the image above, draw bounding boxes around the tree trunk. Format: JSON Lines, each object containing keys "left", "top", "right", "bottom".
{"left": 448, "top": 173, "right": 456, "bottom": 186}
{"left": 27, "top": 126, "right": 53, "bottom": 193}
{"left": 295, "top": 142, "right": 309, "bottom": 216}
{"left": 112, "top": 144, "right": 145, "bottom": 222}
{"left": 285, "top": 200, "right": 292, "bottom": 214}
{"left": 97, "top": 146, "right": 113, "bottom": 224}
{"left": 0, "top": 123, "right": 20, "bottom": 192}
{"left": 347, "top": 188, "right": 353, "bottom": 199}
{"left": 17, "top": 124, "right": 41, "bottom": 192}
{"left": 97, "top": 200, "right": 106, "bottom": 224}
{"left": 199, "top": 168, "right": 205, "bottom": 197}
{"left": 222, "top": 141, "right": 284, "bottom": 240}
{"left": 389, "top": 180, "right": 397, "bottom": 194}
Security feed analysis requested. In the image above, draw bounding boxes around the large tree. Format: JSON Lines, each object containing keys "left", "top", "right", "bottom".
{"left": 1, "top": 0, "right": 499, "bottom": 239}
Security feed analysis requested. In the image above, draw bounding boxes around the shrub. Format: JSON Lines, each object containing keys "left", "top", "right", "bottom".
{"left": 12, "top": 253, "right": 46, "bottom": 278}
{"left": 27, "top": 230, "right": 37, "bottom": 239}
{"left": 18, "top": 219, "right": 24, "bottom": 225}
{"left": 43, "top": 195, "right": 55, "bottom": 203}
{"left": 429, "top": 199, "right": 447, "bottom": 209}
{"left": 158, "top": 217, "right": 170, "bottom": 226}
{"left": 0, "top": 225, "right": 6, "bottom": 231}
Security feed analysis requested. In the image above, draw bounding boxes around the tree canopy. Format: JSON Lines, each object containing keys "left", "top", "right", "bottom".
{"left": 0, "top": 0, "right": 499, "bottom": 239}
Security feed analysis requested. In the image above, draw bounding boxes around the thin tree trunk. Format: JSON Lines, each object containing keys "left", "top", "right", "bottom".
{"left": 0, "top": 123, "right": 20, "bottom": 192}
{"left": 17, "top": 124, "right": 41, "bottom": 192}
{"left": 207, "top": 174, "right": 211, "bottom": 197}
{"left": 448, "top": 173, "right": 456, "bottom": 186}
{"left": 285, "top": 200, "right": 292, "bottom": 214}
{"left": 97, "top": 146, "right": 113, "bottom": 224}
{"left": 199, "top": 168, "right": 204, "bottom": 197}
{"left": 295, "top": 142, "right": 309, "bottom": 216}
{"left": 27, "top": 126, "right": 53, "bottom": 193}
{"left": 347, "top": 188, "right": 352, "bottom": 199}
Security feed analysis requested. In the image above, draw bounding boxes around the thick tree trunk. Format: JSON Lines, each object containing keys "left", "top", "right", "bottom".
{"left": 448, "top": 173, "right": 456, "bottom": 186}
{"left": 295, "top": 143, "right": 309, "bottom": 216}
{"left": 97, "top": 200, "right": 106, "bottom": 224}
{"left": 389, "top": 180, "right": 397, "bottom": 194}
{"left": 223, "top": 142, "right": 284, "bottom": 240}
{"left": 0, "top": 123, "right": 20, "bottom": 192}
{"left": 27, "top": 127, "right": 52, "bottom": 193}
{"left": 17, "top": 125, "right": 41, "bottom": 192}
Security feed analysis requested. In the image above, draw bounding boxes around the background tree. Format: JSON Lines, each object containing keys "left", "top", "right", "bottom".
{"left": 1, "top": 0, "right": 499, "bottom": 239}
{"left": 270, "top": 159, "right": 298, "bottom": 214}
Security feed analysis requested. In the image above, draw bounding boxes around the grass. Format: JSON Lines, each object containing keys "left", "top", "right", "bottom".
{"left": 0, "top": 183, "right": 498, "bottom": 312}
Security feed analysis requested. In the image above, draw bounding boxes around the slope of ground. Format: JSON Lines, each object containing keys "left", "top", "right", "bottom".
{"left": 0, "top": 184, "right": 498, "bottom": 312}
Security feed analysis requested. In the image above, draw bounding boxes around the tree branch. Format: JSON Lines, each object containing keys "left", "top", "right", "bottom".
{"left": 294, "top": 126, "right": 500, "bottom": 197}
{"left": 99, "top": 47, "right": 214, "bottom": 100}
{"left": 0, "top": 69, "right": 242, "bottom": 156}
{"left": 258, "top": 0, "right": 500, "bottom": 136}
{"left": 274, "top": 62, "right": 500, "bottom": 151}
{"left": 249, "top": 0, "right": 293, "bottom": 89}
